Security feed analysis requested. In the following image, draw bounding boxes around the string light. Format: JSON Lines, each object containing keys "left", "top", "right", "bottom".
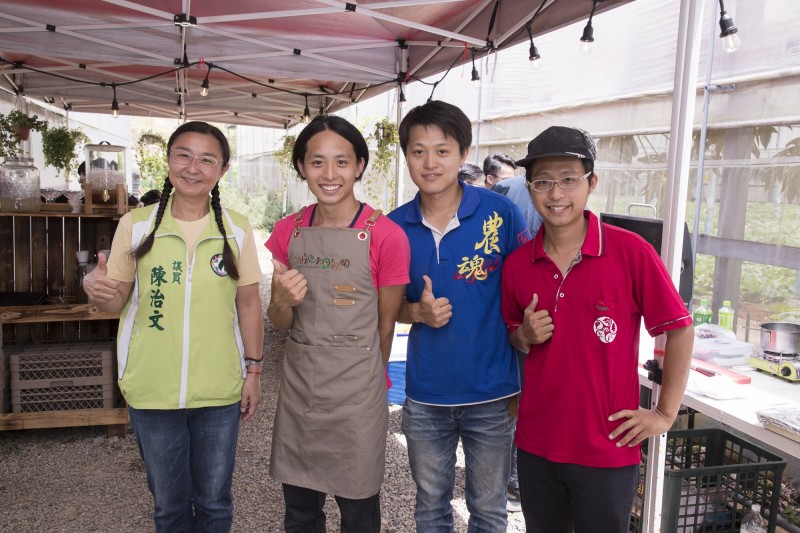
{"left": 470, "top": 49, "right": 481, "bottom": 87}
{"left": 110, "top": 83, "right": 119, "bottom": 118}
{"left": 200, "top": 69, "right": 210, "bottom": 96}
{"left": 398, "top": 85, "right": 406, "bottom": 107}
{"left": 718, "top": 0, "right": 740, "bottom": 53}
{"left": 579, "top": 0, "right": 601, "bottom": 55}
{"left": 302, "top": 94, "right": 311, "bottom": 124}
{"left": 526, "top": 23, "right": 541, "bottom": 69}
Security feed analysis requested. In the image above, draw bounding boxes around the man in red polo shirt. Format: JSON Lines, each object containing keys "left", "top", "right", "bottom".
{"left": 500, "top": 126, "right": 693, "bottom": 533}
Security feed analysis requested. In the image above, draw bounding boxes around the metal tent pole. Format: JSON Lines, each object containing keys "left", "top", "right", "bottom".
{"left": 642, "top": 0, "right": 705, "bottom": 531}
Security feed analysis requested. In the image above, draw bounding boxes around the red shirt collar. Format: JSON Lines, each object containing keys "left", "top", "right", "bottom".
{"left": 531, "top": 210, "right": 605, "bottom": 262}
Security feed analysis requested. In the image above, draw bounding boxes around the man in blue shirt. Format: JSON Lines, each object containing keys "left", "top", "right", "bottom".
{"left": 389, "top": 100, "right": 530, "bottom": 531}
{"left": 485, "top": 153, "right": 544, "bottom": 237}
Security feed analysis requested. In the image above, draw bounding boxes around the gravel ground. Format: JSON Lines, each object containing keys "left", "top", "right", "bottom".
{"left": 0, "top": 236, "right": 526, "bottom": 532}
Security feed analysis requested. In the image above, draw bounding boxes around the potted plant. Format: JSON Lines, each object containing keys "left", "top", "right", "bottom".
{"left": 5, "top": 110, "right": 48, "bottom": 141}
{"left": 42, "top": 126, "right": 89, "bottom": 180}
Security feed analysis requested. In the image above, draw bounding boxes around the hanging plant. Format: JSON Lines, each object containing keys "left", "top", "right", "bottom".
{"left": 0, "top": 111, "right": 49, "bottom": 160}
{"left": 135, "top": 131, "right": 168, "bottom": 191}
{"left": 42, "top": 126, "right": 89, "bottom": 181}
{"left": 366, "top": 117, "right": 399, "bottom": 209}
{"left": 5, "top": 110, "right": 48, "bottom": 141}
{"left": 274, "top": 134, "right": 296, "bottom": 173}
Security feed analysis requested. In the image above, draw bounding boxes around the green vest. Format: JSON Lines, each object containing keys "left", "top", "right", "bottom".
{"left": 117, "top": 199, "right": 248, "bottom": 409}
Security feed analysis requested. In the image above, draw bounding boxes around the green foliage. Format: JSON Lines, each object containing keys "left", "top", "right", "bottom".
{"left": 42, "top": 127, "right": 89, "bottom": 180}
{"left": 135, "top": 131, "right": 168, "bottom": 191}
{"left": 364, "top": 117, "right": 398, "bottom": 210}
{"left": 0, "top": 111, "right": 49, "bottom": 160}
{"left": 0, "top": 115, "right": 20, "bottom": 160}
{"left": 220, "top": 186, "right": 292, "bottom": 232}
{"left": 779, "top": 479, "right": 800, "bottom": 527}
{"left": 274, "top": 135, "right": 296, "bottom": 172}
{"left": 5, "top": 110, "right": 48, "bottom": 132}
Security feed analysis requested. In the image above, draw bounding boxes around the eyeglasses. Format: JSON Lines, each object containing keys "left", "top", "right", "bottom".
{"left": 169, "top": 149, "right": 221, "bottom": 172}
{"left": 528, "top": 171, "right": 591, "bottom": 192}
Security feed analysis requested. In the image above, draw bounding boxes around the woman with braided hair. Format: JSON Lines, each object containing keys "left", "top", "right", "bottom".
{"left": 83, "top": 121, "right": 263, "bottom": 533}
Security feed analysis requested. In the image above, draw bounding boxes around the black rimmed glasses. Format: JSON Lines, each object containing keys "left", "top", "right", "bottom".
{"left": 169, "top": 149, "right": 221, "bottom": 172}
{"left": 528, "top": 171, "right": 591, "bottom": 192}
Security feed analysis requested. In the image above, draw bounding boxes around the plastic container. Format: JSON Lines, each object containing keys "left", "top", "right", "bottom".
{"left": 629, "top": 428, "right": 786, "bottom": 533}
{"left": 693, "top": 336, "right": 753, "bottom": 366}
{"left": 719, "top": 300, "right": 735, "bottom": 331}
{"left": 693, "top": 298, "right": 712, "bottom": 326}
{"left": 10, "top": 341, "right": 115, "bottom": 412}
{"left": 0, "top": 156, "right": 41, "bottom": 212}
{"left": 741, "top": 503, "right": 767, "bottom": 532}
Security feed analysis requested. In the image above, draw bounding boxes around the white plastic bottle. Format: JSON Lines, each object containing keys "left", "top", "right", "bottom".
{"left": 740, "top": 503, "right": 766, "bottom": 533}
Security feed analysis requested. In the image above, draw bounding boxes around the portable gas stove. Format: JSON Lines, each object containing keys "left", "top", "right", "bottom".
{"left": 749, "top": 350, "right": 800, "bottom": 382}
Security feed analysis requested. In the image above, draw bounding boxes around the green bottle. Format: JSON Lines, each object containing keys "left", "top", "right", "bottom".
{"left": 718, "top": 300, "right": 735, "bottom": 331}
{"left": 692, "top": 298, "right": 712, "bottom": 325}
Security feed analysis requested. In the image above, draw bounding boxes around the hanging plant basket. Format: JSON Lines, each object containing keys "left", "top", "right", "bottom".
{"left": 13, "top": 126, "right": 31, "bottom": 141}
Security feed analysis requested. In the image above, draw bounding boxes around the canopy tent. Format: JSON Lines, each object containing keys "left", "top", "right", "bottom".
{"left": 0, "top": 0, "right": 630, "bottom": 128}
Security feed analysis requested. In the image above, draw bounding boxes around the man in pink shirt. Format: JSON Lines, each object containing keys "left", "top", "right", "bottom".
{"left": 500, "top": 126, "right": 693, "bottom": 533}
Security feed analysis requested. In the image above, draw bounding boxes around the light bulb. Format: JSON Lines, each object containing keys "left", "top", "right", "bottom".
{"left": 200, "top": 81, "right": 209, "bottom": 96}
{"left": 723, "top": 32, "right": 740, "bottom": 53}
{"left": 302, "top": 107, "right": 311, "bottom": 124}
{"left": 580, "top": 23, "right": 594, "bottom": 55}
{"left": 529, "top": 44, "right": 541, "bottom": 69}
{"left": 111, "top": 98, "right": 119, "bottom": 118}
{"left": 471, "top": 66, "right": 481, "bottom": 88}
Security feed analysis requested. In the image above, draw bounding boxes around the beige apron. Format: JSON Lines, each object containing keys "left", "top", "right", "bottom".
{"left": 269, "top": 208, "right": 388, "bottom": 499}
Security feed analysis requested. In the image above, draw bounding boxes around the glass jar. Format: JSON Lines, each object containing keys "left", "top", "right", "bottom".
{"left": 0, "top": 156, "right": 41, "bottom": 212}
{"left": 85, "top": 143, "right": 126, "bottom": 205}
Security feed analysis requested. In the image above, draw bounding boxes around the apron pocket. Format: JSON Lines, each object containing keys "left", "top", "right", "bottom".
{"left": 312, "top": 345, "right": 372, "bottom": 409}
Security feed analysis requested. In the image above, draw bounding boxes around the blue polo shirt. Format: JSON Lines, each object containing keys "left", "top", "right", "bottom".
{"left": 389, "top": 182, "right": 530, "bottom": 405}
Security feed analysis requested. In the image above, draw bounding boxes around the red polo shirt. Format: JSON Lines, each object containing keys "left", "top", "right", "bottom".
{"left": 501, "top": 211, "right": 691, "bottom": 467}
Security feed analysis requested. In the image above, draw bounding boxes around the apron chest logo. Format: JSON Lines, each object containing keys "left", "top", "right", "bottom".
{"left": 293, "top": 253, "right": 351, "bottom": 270}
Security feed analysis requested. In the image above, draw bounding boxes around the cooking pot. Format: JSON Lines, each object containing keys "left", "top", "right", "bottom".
{"left": 760, "top": 322, "right": 800, "bottom": 354}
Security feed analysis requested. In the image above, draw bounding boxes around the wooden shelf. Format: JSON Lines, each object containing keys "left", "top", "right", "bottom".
{"left": 0, "top": 210, "right": 122, "bottom": 219}
{"left": 1, "top": 212, "right": 126, "bottom": 431}
{"left": 0, "top": 408, "right": 128, "bottom": 430}
{"left": 0, "top": 304, "right": 119, "bottom": 324}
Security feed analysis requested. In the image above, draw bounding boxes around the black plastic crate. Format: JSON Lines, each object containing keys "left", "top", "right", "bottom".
{"left": 630, "top": 428, "right": 786, "bottom": 532}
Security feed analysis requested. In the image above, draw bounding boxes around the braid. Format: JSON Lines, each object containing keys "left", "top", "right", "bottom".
{"left": 131, "top": 179, "right": 173, "bottom": 260}
{"left": 211, "top": 184, "right": 240, "bottom": 280}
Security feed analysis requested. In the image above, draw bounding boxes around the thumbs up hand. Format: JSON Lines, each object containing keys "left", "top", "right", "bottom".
{"left": 83, "top": 251, "right": 120, "bottom": 303}
{"left": 417, "top": 275, "right": 452, "bottom": 328}
{"left": 521, "top": 293, "right": 554, "bottom": 344}
{"left": 270, "top": 259, "right": 306, "bottom": 308}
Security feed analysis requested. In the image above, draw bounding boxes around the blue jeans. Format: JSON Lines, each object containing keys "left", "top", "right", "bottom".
{"left": 128, "top": 403, "right": 241, "bottom": 533}
{"left": 403, "top": 397, "right": 514, "bottom": 532}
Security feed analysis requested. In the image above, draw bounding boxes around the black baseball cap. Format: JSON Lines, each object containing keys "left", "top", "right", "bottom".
{"left": 515, "top": 126, "right": 597, "bottom": 168}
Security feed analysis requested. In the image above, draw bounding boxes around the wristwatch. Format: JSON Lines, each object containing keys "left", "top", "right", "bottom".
{"left": 244, "top": 357, "right": 263, "bottom": 367}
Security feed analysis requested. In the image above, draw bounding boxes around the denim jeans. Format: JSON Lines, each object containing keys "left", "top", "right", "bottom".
{"left": 128, "top": 403, "right": 241, "bottom": 533}
{"left": 403, "top": 397, "right": 514, "bottom": 532}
